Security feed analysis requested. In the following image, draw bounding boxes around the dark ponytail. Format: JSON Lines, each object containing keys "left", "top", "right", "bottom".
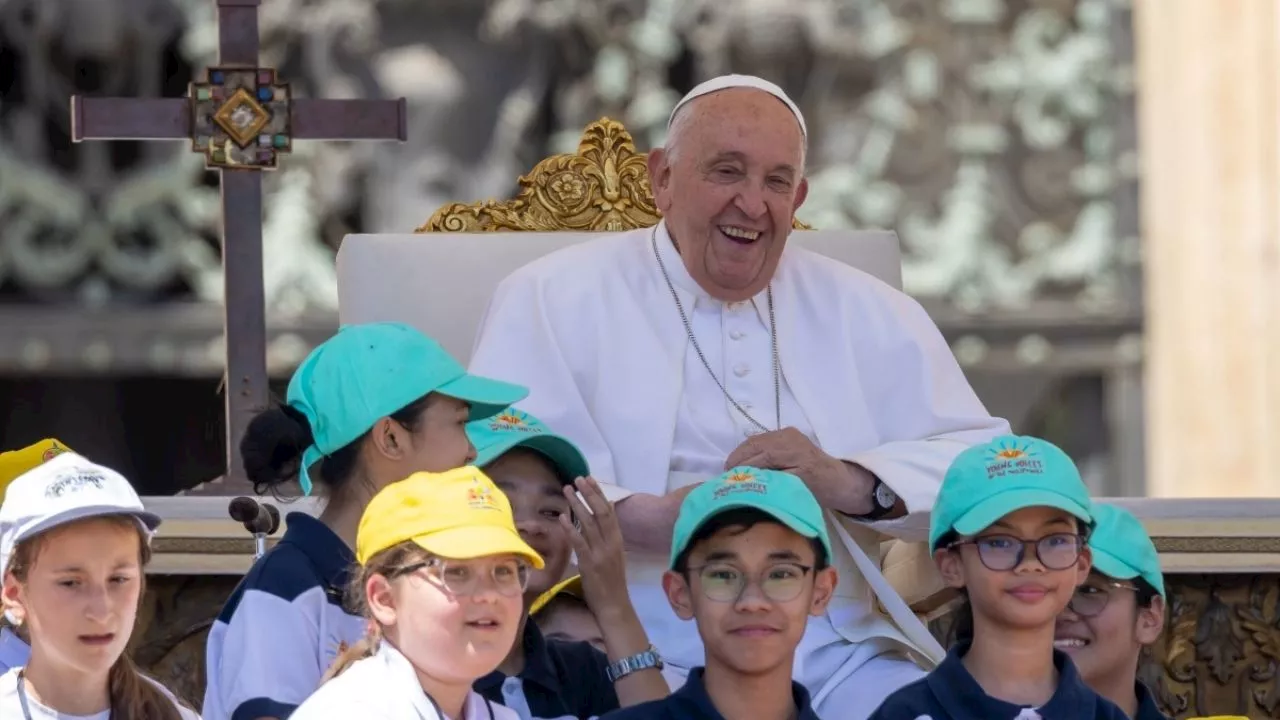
{"left": 241, "top": 395, "right": 436, "bottom": 499}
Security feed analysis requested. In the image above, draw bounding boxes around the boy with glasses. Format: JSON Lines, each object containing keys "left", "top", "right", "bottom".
{"left": 602, "top": 467, "right": 837, "bottom": 720}
{"left": 1055, "top": 504, "right": 1170, "bottom": 720}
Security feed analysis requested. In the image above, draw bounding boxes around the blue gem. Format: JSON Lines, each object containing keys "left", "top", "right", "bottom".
{"left": 257, "top": 87, "right": 273, "bottom": 101}
{"left": 210, "top": 70, "right": 224, "bottom": 85}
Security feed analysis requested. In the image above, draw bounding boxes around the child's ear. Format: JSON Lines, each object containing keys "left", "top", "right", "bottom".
{"left": 1, "top": 572, "right": 24, "bottom": 625}
{"left": 662, "top": 570, "right": 695, "bottom": 621}
{"left": 1135, "top": 594, "right": 1166, "bottom": 645}
{"left": 934, "top": 547, "right": 966, "bottom": 590}
{"left": 1075, "top": 545, "right": 1093, "bottom": 580}
{"left": 369, "top": 418, "right": 407, "bottom": 461}
{"left": 366, "top": 573, "right": 398, "bottom": 627}
{"left": 809, "top": 567, "right": 838, "bottom": 617}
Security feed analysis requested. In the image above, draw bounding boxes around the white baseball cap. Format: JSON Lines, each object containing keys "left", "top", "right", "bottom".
{"left": 0, "top": 452, "right": 161, "bottom": 575}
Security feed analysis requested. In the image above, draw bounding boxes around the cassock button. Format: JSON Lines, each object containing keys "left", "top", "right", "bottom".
{"left": 729, "top": 329, "right": 745, "bottom": 341}
{"left": 733, "top": 364, "right": 750, "bottom": 377}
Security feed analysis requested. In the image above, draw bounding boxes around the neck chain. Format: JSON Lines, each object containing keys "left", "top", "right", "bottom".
{"left": 651, "top": 226, "right": 781, "bottom": 435}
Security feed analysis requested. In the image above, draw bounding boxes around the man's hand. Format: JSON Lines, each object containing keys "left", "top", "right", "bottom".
{"left": 559, "top": 476, "right": 631, "bottom": 618}
{"left": 724, "top": 427, "right": 878, "bottom": 516}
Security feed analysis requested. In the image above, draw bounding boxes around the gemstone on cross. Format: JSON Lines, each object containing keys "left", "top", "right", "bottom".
{"left": 192, "top": 66, "right": 291, "bottom": 169}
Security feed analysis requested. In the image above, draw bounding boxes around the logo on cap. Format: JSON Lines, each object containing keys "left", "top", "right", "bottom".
{"left": 41, "top": 442, "right": 68, "bottom": 463}
{"left": 44, "top": 467, "right": 108, "bottom": 498}
{"left": 984, "top": 440, "right": 1043, "bottom": 480}
{"left": 467, "top": 482, "right": 501, "bottom": 511}
{"left": 490, "top": 410, "right": 541, "bottom": 434}
{"left": 713, "top": 469, "right": 768, "bottom": 499}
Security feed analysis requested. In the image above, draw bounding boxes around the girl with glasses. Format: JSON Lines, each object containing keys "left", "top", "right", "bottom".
{"left": 870, "top": 435, "right": 1127, "bottom": 719}
{"left": 291, "top": 467, "right": 541, "bottom": 720}
{"left": 1055, "top": 504, "right": 1169, "bottom": 720}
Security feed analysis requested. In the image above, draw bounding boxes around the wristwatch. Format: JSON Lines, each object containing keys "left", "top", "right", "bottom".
{"left": 860, "top": 478, "right": 898, "bottom": 520}
{"left": 606, "top": 645, "right": 665, "bottom": 682}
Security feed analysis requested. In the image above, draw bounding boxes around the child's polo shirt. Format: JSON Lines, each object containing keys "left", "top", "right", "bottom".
{"left": 600, "top": 667, "right": 820, "bottom": 720}
{"left": 1134, "top": 681, "right": 1171, "bottom": 720}
{"left": 202, "top": 513, "right": 366, "bottom": 720}
{"left": 474, "top": 621, "right": 618, "bottom": 719}
{"left": 868, "top": 642, "right": 1129, "bottom": 720}
{"left": 0, "top": 628, "right": 29, "bottom": 675}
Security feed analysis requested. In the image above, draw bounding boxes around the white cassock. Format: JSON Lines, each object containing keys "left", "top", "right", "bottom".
{"left": 469, "top": 221, "right": 1010, "bottom": 719}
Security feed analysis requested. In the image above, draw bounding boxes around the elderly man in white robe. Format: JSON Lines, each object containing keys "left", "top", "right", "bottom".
{"left": 468, "top": 74, "right": 1010, "bottom": 718}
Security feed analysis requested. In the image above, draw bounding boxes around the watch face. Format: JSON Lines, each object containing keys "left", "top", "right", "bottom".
{"left": 875, "top": 482, "right": 898, "bottom": 509}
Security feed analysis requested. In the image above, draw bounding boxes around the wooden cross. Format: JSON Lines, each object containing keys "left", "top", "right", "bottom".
{"left": 69, "top": 0, "right": 406, "bottom": 492}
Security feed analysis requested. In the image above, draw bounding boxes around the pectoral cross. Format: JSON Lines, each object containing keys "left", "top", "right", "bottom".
{"left": 69, "top": 0, "right": 407, "bottom": 490}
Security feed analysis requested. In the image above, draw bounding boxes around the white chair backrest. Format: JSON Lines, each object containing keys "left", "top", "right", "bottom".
{"left": 336, "top": 229, "right": 903, "bottom": 364}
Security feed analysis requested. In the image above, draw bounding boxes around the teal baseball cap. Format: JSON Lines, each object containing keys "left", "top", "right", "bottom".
{"left": 669, "top": 467, "right": 832, "bottom": 569}
{"left": 467, "top": 406, "right": 590, "bottom": 483}
{"left": 1088, "top": 504, "right": 1165, "bottom": 597}
{"left": 287, "top": 322, "right": 528, "bottom": 495}
{"left": 929, "top": 434, "right": 1094, "bottom": 551}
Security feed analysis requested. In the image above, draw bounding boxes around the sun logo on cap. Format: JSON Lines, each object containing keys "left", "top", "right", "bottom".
{"left": 985, "top": 439, "right": 1038, "bottom": 463}
{"left": 725, "top": 469, "right": 757, "bottom": 484}
{"left": 494, "top": 412, "right": 525, "bottom": 428}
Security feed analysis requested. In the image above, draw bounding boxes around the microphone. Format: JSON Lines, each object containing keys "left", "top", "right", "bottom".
{"left": 228, "top": 496, "right": 282, "bottom": 559}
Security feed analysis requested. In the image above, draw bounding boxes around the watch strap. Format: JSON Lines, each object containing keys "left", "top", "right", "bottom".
{"left": 605, "top": 645, "right": 664, "bottom": 682}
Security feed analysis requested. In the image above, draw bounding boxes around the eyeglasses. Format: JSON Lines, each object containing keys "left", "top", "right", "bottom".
{"left": 1068, "top": 580, "right": 1137, "bottom": 617}
{"left": 946, "top": 533, "right": 1083, "bottom": 572}
{"left": 688, "top": 562, "right": 814, "bottom": 603}
{"left": 394, "top": 557, "right": 531, "bottom": 598}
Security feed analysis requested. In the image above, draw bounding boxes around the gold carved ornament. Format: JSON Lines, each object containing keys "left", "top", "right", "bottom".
{"left": 416, "top": 117, "right": 811, "bottom": 233}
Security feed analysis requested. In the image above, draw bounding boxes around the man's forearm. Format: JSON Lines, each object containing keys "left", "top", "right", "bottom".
{"left": 614, "top": 485, "right": 699, "bottom": 554}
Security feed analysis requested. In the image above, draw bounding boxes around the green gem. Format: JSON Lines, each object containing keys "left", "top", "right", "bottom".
{"left": 196, "top": 87, "right": 211, "bottom": 101}
{"left": 211, "top": 149, "right": 225, "bottom": 162}
{"left": 272, "top": 134, "right": 289, "bottom": 148}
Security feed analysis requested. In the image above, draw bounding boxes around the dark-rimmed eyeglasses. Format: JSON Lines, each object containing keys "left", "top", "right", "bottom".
{"left": 946, "top": 533, "right": 1083, "bottom": 572}
{"left": 687, "top": 562, "right": 814, "bottom": 603}
{"left": 393, "top": 557, "right": 531, "bottom": 598}
{"left": 1068, "top": 580, "right": 1137, "bottom": 617}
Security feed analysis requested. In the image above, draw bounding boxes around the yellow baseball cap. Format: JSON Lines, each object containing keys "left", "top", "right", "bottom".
{"left": 0, "top": 439, "right": 74, "bottom": 502}
{"left": 356, "top": 466, "right": 544, "bottom": 569}
{"left": 530, "top": 575, "right": 584, "bottom": 616}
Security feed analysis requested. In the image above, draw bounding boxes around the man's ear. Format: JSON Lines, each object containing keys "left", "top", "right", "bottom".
{"left": 366, "top": 573, "right": 398, "bottom": 627}
{"left": 646, "top": 147, "right": 673, "bottom": 212}
{"left": 1, "top": 572, "right": 25, "bottom": 625}
{"left": 809, "top": 567, "right": 838, "bottom": 617}
{"left": 792, "top": 176, "right": 809, "bottom": 213}
{"left": 1136, "top": 594, "right": 1166, "bottom": 645}
{"left": 935, "top": 548, "right": 966, "bottom": 590}
{"left": 662, "top": 570, "right": 695, "bottom": 621}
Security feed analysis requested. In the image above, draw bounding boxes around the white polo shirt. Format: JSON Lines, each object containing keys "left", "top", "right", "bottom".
{"left": 291, "top": 641, "right": 520, "bottom": 720}
{"left": 0, "top": 666, "right": 200, "bottom": 719}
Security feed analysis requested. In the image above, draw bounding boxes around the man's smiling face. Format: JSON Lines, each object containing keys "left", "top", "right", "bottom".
{"left": 648, "top": 88, "right": 808, "bottom": 303}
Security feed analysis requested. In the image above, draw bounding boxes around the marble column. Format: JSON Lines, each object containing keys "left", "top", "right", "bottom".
{"left": 1135, "top": 0, "right": 1280, "bottom": 496}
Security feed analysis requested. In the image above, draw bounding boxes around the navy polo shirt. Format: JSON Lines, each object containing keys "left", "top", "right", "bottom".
{"left": 203, "top": 513, "right": 367, "bottom": 720}
{"left": 475, "top": 621, "right": 619, "bottom": 719}
{"left": 1134, "top": 681, "right": 1171, "bottom": 720}
{"left": 868, "top": 642, "right": 1129, "bottom": 720}
{"left": 600, "top": 667, "right": 820, "bottom": 720}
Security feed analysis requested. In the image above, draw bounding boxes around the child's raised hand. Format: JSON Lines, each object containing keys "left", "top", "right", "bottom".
{"left": 559, "top": 476, "right": 630, "bottom": 616}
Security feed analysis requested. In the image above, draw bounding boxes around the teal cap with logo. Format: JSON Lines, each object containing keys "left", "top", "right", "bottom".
{"left": 467, "top": 407, "right": 590, "bottom": 483}
{"left": 669, "top": 467, "right": 832, "bottom": 569}
{"left": 1088, "top": 504, "right": 1165, "bottom": 597}
{"left": 287, "top": 322, "right": 529, "bottom": 495}
{"left": 929, "top": 435, "right": 1094, "bottom": 551}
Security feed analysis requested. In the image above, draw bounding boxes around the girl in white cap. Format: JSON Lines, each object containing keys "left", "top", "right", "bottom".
{"left": 0, "top": 452, "right": 199, "bottom": 719}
